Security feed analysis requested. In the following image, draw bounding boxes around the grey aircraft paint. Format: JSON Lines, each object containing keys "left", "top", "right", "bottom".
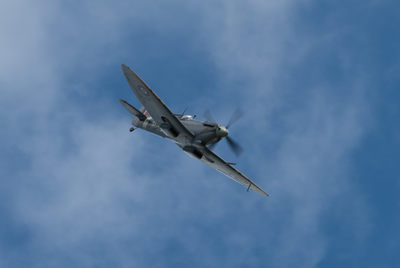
{"left": 120, "top": 64, "right": 269, "bottom": 197}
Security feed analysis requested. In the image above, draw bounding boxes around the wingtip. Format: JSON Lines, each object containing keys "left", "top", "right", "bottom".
{"left": 251, "top": 184, "right": 270, "bottom": 198}
{"left": 259, "top": 190, "right": 270, "bottom": 198}
{"left": 121, "top": 64, "right": 129, "bottom": 72}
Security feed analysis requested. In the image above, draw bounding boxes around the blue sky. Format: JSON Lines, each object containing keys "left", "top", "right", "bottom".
{"left": 1, "top": 0, "right": 399, "bottom": 267}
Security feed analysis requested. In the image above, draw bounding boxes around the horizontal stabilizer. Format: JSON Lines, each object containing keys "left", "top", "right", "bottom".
{"left": 120, "top": 99, "right": 146, "bottom": 121}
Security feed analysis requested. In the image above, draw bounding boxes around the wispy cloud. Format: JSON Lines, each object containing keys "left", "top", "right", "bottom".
{"left": 194, "top": 1, "right": 372, "bottom": 266}
{"left": 1, "top": 0, "right": 373, "bottom": 267}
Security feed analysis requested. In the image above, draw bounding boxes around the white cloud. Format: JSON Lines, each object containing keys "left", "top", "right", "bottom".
{"left": 190, "top": 1, "right": 371, "bottom": 266}
{"left": 1, "top": 0, "right": 371, "bottom": 267}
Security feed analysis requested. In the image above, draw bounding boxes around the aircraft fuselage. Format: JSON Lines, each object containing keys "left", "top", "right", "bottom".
{"left": 132, "top": 115, "right": 224, "bottom": 147}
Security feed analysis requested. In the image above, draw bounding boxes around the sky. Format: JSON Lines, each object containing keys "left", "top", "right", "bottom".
{"left": 1, "top": 0, "right": 399, "bottom": 267}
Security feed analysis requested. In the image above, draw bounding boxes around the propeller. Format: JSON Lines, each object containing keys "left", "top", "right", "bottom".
{"left": 204, "top": 108, "right": 244, "bottom": 156}
{"left": 204, "top": 109, "right": 216, "bottom": 123}
{"left": 226, "top": 108, "right": 243, "bottom": 129}
{"left": 226, "top": 136, "right": 243, "bottom": 156}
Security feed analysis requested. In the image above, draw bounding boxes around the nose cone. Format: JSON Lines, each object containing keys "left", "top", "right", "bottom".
{"left": 216, "top": 126, "right": 229, "bottom": 137}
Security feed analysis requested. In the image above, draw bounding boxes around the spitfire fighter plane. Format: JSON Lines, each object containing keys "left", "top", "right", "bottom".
{"left": 120, "top": 64, "right": 269, "bottom": 197}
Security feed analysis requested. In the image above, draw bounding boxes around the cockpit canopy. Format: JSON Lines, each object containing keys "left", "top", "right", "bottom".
{"left": 181, "top": 115, "right": 195, "bottom": 120}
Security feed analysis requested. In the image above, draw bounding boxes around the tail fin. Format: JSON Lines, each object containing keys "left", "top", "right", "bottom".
{"left": 119, "top": 100, "right": 146, "bottom": 121}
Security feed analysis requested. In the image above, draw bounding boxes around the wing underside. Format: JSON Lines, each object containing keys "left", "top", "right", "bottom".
{"left": 200, "top": 148, "right": 269, "bottom": 197}
{"left": 122, "top": 64, "right": 194, "bottom": 144}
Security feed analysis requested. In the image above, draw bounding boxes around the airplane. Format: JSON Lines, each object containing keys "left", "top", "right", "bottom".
{"left": 119, "top": 64, "right": 269, "bottom": 197}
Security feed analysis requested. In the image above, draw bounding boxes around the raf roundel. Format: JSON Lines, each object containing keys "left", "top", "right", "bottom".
{"left": 138, "top": 85, "right": 148, "bottom": 96}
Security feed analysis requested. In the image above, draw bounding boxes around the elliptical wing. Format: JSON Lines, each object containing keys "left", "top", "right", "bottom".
{"left": 200, "top": 147, "right": 269, "bottom": 197}
{"left": 122, "top": 64, "right": 194, "bottom": 145}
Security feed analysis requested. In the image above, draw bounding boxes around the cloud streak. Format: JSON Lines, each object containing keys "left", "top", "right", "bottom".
{"left": 1, "top": 0, "right": 373, "bottom": 267}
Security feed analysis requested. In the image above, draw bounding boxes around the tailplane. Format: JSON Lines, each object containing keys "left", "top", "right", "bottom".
{"left": 119, "top": 99, "right": 146, "bottom": 121}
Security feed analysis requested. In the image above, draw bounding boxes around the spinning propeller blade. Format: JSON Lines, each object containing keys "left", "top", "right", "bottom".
{"left": 226, "top": 108, "right": 243, "bottom": 129}
{"left": 226, "top": 136, "right": 243, "bottom": 156}
{"left": 204, "top": 109, "right": 216, "bottom": 123}
{"left": 205, "top": 108, "right": 244, "bottom": 156}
